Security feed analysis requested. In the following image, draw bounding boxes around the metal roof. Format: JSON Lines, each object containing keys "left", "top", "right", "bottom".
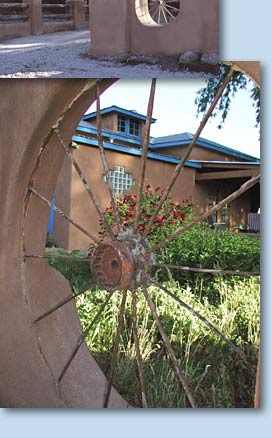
{"left": 83, "top": 105, "right": 157, "bottom": 124}
{"left": 150, "top": 132, "right": 259, "bottom": 162}
{"left": 72, "top": 134, "right": 202, "bottom": 169}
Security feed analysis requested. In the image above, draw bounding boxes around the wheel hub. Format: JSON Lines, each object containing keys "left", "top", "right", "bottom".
{"left": 90, "top": 231, "right": 155, "bottom": 291}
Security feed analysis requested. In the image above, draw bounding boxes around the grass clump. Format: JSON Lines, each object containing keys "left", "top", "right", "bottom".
{"left": 46, "top": 229, "right": 260, "bottom": 408}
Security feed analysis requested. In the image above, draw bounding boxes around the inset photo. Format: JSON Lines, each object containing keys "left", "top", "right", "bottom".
{"left": 0, "top": 0, "right": 219, "bottom": 78}
{"left": 0, "top": 62, "right": 260, "bottom": 408}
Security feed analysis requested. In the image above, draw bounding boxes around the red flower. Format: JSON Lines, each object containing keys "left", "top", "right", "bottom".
{"left": 155, "top": 186, "right": 161, "bottom": 192}
{"left": 146, "top": 185, "right": 151, "bottom": 190}
{"left": 181, "top": 213, "right": 187, "bottom": 220}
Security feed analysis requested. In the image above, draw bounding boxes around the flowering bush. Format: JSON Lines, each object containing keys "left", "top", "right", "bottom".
{"left": 101, "top": 185, "right": 195, "bottom": 243}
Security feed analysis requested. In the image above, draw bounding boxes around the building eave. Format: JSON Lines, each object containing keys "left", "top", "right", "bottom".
{"left": 72, "top": 134, "right": 202, "bottom": 169}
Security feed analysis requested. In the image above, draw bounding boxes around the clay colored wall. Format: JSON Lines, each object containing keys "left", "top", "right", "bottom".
{"left": 0, "top": 78, "right": 127, "bottom": 408}
{"left": 194, "top": 180, "right": 257, "bottom": 228}
{"left": 54, "top": 144, "right": 195, "bottom": 250}
{"left": 89, "top": 0, "right": 218, "bottom": 56}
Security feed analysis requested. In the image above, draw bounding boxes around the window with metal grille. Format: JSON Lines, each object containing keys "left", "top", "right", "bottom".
{"left": 102, "top": 166, "right": 135, "bottom": 194}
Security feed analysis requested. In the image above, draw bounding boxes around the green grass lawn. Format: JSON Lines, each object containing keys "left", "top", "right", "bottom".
{"left": 46, "top": 236, "right": 260, "bottom": 408}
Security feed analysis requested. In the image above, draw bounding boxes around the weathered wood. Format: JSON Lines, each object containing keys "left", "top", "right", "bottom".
{"left": 0, "top": 13, "right": 29, "bottom": 21}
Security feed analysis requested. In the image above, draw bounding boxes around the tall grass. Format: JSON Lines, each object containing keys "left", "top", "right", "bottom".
{"left": 46, "top": 236, "right": 260, "bottom": 408}
{"left": 74, "top": 277, "right": 259, "bottom": 407}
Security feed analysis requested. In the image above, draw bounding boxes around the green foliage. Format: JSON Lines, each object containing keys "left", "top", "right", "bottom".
{"left": 74, "top": 279, "right": 260, "bottom": 408}
{"left": 101, "top": 185, "right": 195, "bottom": 241}
{"left": 46, "top": 227, "right": 260, "bottom": 408}
{"left": 195, "top": 63, "right": 260, "bottom": 130}
{"left": 154, "top": 223, "right": 260, "bottom": 302}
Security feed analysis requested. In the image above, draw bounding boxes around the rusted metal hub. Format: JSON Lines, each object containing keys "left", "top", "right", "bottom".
{"left": 91, "top": 241, "right": 134, "bottom": 291}
{"left": 90, "top": 232, "right": 155, "bottom": 291}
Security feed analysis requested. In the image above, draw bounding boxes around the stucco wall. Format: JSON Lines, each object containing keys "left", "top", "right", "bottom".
{"left": 54, "top": 144, "right": 195, "bottom": 249}
{"left": 0, "top": 78, "right": 127, "bottom": 408}
{"left": 89, "top": 0, "right": 218, "bottom": 56}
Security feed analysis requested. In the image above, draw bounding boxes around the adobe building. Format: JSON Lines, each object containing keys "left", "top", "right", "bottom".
{"left": 52, "top": 105, "right": 260, "bottom": 250}
{"left": 0, "top": 1, "right": 87, "bottom": 40}
{"left": 89, "top": 0, "right": 218, "bottom": 58}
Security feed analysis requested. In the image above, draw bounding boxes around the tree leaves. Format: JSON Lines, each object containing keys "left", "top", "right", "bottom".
{"left": 195, "top": 64, "right": 260, "bottom": 130}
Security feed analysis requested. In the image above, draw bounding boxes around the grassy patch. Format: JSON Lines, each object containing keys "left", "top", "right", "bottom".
{"left": 47, "top": 249, "right": 260, "bottom": 408}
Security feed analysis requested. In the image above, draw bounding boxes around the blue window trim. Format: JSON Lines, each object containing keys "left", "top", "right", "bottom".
{"left": 117, "top": 115, "right": 141, "bottom": 137}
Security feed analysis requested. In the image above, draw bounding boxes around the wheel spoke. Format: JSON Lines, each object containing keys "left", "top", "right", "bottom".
{"left": 24, "top": 81, "right": 96, "bottom": 216}
{"left": 150, "top": 279, "right": 248, "bottom": 362}
{"left": 152, "top": 174, "right": 260, "bottom": 251}
{"left": 96, "top": 82, "right": 122, "bottom": 234}
{"left": 103, "top": 290, "right": 127, "bottom": 408}
{"left": 161, "top": 5, "right": 168, "bottom": 24}
{"left": 153, "top": 263, "right": 260, "bottom": 277}
{"left": 29, "top": 186, "right": 98, "bottom": 243}
{"left": 143, "top": 68, "right": 235, "bottom": 238}
{"left": 32, "top": 282, "right": 96, "bottom": 324}
{"left": 132, "top": 292, "right": 148, "bottom": 408}
{"left": 25, "top": 254, "right": 90, "bottom": 262}
{"left": 54, "top": 128, "right": 115, "bottom": 239}
{"left": 58, "top": 290, "right": 115, "bottom": 384}
{"left": 142, "top": 286, "right": 196, "bottom": 408}
{"left": 134, "top": 79, "right": 157, "bottom": 232}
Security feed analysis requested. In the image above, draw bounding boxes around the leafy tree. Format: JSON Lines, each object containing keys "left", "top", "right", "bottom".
{"left": 195, "top": 64, "right": 260, "bottom": 130}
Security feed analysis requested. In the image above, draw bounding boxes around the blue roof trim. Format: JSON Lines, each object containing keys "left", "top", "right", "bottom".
{"left": 150, "top": 134, "right": 259, "bottom": 162}
{"left": 191, "top": 160, "right": 260, "bottom": 165}
{"left": 72, "top": 134, "right": 201, "bottom": 169}
{"left": 77, "top": 123, "right": 142, "bottom": 146}
{"left": 83, "top": 105, "right": 157, "bottom": 123}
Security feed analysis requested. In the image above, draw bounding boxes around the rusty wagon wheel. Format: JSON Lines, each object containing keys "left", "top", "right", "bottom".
{"left": 0, "top": 69, "right": 259, "bottom": 408}
{"left": 148, "top": 0, "right": 180, "bottom": 24}
{"left": 17, "top": 71, "right": 260, "bottom": 408}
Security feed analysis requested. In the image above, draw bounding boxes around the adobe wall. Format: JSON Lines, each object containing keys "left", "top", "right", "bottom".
{"left": 194, "top": 180, "right": 256, "bottom": 228}
{"left": 89, "top": 0, "right": 218, "bottom": 56}
{"left": 0, "top": 78, "right": 127, "bottom": 408}
{"left": 54, "top": 144, "right": 195, "bottom": 250}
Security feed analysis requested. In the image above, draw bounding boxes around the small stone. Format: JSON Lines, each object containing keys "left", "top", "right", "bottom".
{"left": 178, "top": 51, "right": 201, "bottom": 64}
{"left": 201, "top": 52, "right": 219, "bottom": 65}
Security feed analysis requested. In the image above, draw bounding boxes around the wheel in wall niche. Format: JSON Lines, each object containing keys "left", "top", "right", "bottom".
{"left": 148, "top": 0, "right": 180, "bottom": 24}
{"left": 23, "top": 74, "right": 260, "bottom": 408}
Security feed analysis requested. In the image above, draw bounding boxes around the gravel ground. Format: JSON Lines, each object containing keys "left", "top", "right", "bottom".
{"left": 0, "top": 30, "right": 216, "bottom": 79}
